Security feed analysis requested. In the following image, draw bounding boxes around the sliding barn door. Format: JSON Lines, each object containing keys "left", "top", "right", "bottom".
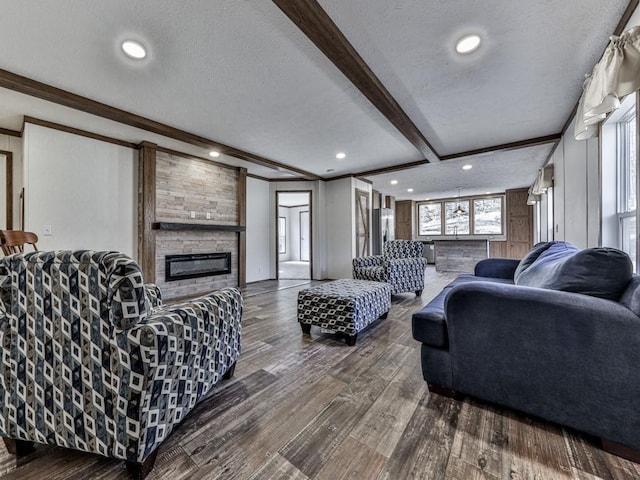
{"left": 355, "top": 189, "right": 370, "bottom": 257}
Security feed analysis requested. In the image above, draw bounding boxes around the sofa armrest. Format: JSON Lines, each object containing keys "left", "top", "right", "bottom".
{"left": 444, "top": 282, "right": 640, "bottom": 447}
{"left": 111, "top": 287, "right": 242, "bottom": 462}
{"left": 473, "top": 258, "right": 519, "bottom": 279}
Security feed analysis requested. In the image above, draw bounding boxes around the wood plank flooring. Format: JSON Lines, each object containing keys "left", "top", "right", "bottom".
{"left": 1, "top": 267, "right": 638, "bottom": 479}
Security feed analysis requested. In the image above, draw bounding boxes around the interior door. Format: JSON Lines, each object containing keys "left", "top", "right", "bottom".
{"left": 355, "top": 189, "right": 370, "bottom": 257}
{"left": 300, "top": 210, "right": 310, "bottom": 261}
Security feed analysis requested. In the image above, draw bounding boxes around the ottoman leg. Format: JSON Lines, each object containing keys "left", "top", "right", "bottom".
{"left": 415, "top": 289, "right": 423, "bottom": 296}
{"left": 380, "top": 311, "right": 389, "bottom": 320}
{"left": 3, "top": 438, "right": 35, "bottom": 456}
{"left": 222, "top": 361, "right": 236, "bottom": 380}
{"left": 345, "top": 334, "right": 358, "bottom": 346}
{"left": 300, "top": 323, "right": 311, "bottom": 334}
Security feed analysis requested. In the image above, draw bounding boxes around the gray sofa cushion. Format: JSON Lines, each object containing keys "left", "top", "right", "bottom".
{"left": 515, "top": 244, "right": 633, "bottom": 301}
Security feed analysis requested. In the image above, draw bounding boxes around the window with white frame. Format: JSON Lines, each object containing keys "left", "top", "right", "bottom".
{"left": 473, "top": 197, "right": 503, "bottom": 234}
{"left": 417, "top": 202, "right": 442, "bottom": 236}
{"left": 444, "top": 200, "right": 470, "bottom": 235}
{"left": 416, "top": 194, "right": 505, "bottom": 238}
{"left": 617, "top": 104, "right": 637, "bottom": 270}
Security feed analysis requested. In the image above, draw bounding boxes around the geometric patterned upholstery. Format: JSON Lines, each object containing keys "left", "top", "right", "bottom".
{"left": 0, "top": 250, "right": 242, "bottom": 465}
{"left": 297, "top": 279, "right": 391, "bottom": 337}
{"left": 352, "top": 240, "right": 428, "bottom": 295}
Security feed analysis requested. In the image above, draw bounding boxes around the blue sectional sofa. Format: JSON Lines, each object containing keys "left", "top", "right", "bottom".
{"left": 412, "top": 241, "right": 640, "bottom": 457}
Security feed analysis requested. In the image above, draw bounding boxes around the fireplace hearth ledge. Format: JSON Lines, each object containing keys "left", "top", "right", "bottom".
{"left": 153, "top": 222, "right": 245, "bottom": 232}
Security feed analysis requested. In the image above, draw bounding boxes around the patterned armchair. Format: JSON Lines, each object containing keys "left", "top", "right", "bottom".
{"left": 352, "top": 240, "right": 428, "bottom": 296}
{"left": 0, "top": 251, "right": 242, "bottom": 479}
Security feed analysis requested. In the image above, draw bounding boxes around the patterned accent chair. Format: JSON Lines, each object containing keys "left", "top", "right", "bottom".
{"left": 0, "top": 251, "right": 242, "bottom": 479}
{"left": 352, "top": 240, "right": 428, "bottom": 296}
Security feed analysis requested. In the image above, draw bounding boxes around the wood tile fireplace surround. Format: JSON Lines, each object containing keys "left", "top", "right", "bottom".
{"left": 138, "top": 142, "right": 246, "bottom": 300}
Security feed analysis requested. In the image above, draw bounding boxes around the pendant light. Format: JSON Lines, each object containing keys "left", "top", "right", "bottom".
{"left": 454, "top": 187, "right": 466, "bottom": 215}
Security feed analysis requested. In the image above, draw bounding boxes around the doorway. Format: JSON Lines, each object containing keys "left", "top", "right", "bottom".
{"left": 277, "top": 191, "right": 312, "bottom": 280}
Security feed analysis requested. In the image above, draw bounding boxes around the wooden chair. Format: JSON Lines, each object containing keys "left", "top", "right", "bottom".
{"left": 0, "top": 230, "right": 39, "bottom": 255}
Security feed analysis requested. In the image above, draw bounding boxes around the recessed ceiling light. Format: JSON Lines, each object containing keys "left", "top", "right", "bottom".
{"left": 121, "top": 40, "right": 147, "bottom": 59}
{"left": 455, "top": 34, "right": 482, "bottom": 55}
{"left": 390, "top": 180, "right": 398, "bottom": 185}
{"left": 407, "top": 188, "right": 414, "bottom": 192}
{"left": 209, "top": 151, "right": 220, "bottom": 158}
{"left": 462, "top": 164, "right": 473, "bottom": 170}
{"left": 336, "top": 152, "right": 346, "bottom": 159}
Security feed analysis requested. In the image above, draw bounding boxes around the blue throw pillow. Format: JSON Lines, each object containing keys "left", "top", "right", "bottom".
{"left": 513, "top": 241, "right": 554, "bottom": 283}
{"left": 515, "top": 245, "right": 632, "bottom": 301}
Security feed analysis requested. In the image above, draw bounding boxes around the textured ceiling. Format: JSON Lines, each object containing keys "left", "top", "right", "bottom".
{"left": 369, "top": 143, "right": 554, "bottom": 201}
{"left": 319, "top": 0, "right": 629, "bottom": 156}
{"left": 0, "top": 0, "right": 633, "bottom": 196}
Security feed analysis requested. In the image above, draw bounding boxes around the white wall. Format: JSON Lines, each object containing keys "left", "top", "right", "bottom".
{"left": 551, "top": 7, "right": 640, "bottom": 249}
{"left": 23, "top": 123, "right": 137, "bottom": 256}
{"left": 246, "top": 177, "right": 271, "bottom": 282}
{"left": 552, "top": 119, "right": 600, "bottom": 248}
{"left": 323, "top": 177, "right": 373, "bottom": 279}
{"left": 326, "top": 177, "right": 354, "bottom": 279}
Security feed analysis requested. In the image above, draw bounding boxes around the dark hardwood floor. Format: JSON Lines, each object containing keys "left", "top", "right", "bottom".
{"left": 1, "top": 267, "right": 638, "bottom": 479}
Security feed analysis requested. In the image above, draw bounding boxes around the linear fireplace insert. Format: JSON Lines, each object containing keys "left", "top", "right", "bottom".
{"left": 165, "top": 252, "right": 232, "bottom": 281}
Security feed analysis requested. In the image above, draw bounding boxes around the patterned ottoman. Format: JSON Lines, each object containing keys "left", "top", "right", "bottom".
{"left": 297, "top": 279, "right": 392, "bottom": 345}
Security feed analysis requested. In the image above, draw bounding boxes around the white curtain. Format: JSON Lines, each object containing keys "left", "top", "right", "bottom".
{"left": 575, "top": 25, "right": 640, "bottom": 140}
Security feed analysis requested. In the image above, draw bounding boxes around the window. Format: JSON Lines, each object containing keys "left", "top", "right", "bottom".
{"left": 445, "top": 200, "right": 469, "bottom": 235}
{"left": 278, "top": 217, "right": 286, "bottom": 254}
{"left": 617, "top": 105, "right": 637, "bottom": 270}
{"left": 618, "top": 108, "right": 637, "bottom": 213}
{"left": 473, "top": 197, "right": 503, "bottom": 234}
{"left": 417, "top": 194, "right": 505, "bottom": 238}
{"left": 418, "top": 203, "right": 442, "bottom": 236}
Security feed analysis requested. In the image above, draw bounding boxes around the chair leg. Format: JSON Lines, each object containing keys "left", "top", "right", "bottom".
{"left": 223, "top": 361, "right": 236, "bottom": 380}
{"left": 125, "top": 449, "right": 159, "bottom": 480}
{"left": 2, "top": 437, "right": 35, "bottom": 456}
{"left": 300, "top": 323, "right": 311, "bottom": 334}
{"left": 345, "top": 334, "right": 358, "bottom": 346}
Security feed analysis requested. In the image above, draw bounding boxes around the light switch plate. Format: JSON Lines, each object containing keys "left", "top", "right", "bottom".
{"left": 206, "top": 212, "right": 211, "bottom": 219}
{"left": 190, "top": 211, "right": 196, "bottom": 219}
{"left": 43, "top": 225, "right": 52, "bottom": 236}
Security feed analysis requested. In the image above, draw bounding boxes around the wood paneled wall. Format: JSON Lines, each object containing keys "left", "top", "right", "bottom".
{"left": 489, "top": 187, "right": 533, "bottom": 259}
{"left": 395, "top": 200, "right": 413, "bottom": 240}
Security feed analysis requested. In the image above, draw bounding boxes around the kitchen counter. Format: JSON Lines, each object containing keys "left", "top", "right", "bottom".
{"left": 433, "top": 239, "right": 489, "bottom": 272}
